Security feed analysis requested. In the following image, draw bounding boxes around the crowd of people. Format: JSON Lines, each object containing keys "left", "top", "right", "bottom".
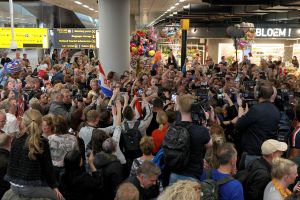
{"left": 1, "top": 50, "right": 300, "bottom": 200}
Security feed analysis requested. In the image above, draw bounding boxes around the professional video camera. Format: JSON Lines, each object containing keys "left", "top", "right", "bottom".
{"left": 191, "top": 100, "right": 207, "bottom": 126}
{"left": 239, "top": 89, "right": 257, "bottom": 108}
{"left": 243, "top": 80, "right": 256, "bottom": 91}
{"left": 240, "top": 92, "right": 255, "bottom": 99}
{"left": 194, "top": 84, "right": 210, "bottom": 101}
{"left": 72, "top": 89, "right": 84, "bottom": 102}
{"left": 276, "top": 89, "right": 294, "bottom": 107}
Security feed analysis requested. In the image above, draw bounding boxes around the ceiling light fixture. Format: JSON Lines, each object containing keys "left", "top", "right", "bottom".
{"left": 173, "top": 12, "right": 178, "bottom": 14}
{"left": 179, "top": 0, "right": 186, "bottom": 2}
{"left": 89, "top": 8, "right": 94, "bottom": 11}
{"left": 171, "top": 6, "right": 175, "bottom": 9}
{"left": 83, "top": 5, "right": 89, "bottom": 8}
{"left": 74, "top": 1, "right": 82, "bottom": 5}
{"left": 175, "top": 3, "right": 179, "bottom": 6}
{"left": 95, "top": 10, "right": 98, "bottom": 12}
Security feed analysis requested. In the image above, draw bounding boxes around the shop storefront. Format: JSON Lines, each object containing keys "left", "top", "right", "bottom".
{"left": 187, "top": 25, "right": 300, "bottom": 65}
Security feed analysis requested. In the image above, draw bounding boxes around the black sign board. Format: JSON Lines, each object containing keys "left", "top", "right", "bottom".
{"left": 53, "top": 29, "right": 97, "bottom": 49}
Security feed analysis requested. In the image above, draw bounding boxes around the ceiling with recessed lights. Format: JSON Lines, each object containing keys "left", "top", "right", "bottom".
{"left": 2, "top": 0, "right": 300, "bottom": 28}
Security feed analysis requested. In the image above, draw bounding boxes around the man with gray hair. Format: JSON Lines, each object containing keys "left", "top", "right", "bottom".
{"left": 0, "top": 134, "right": 11, "bottom": 198}
{"left": 49, "top": 89, "right": 76, "bottom": 122}
{"left": 125, "top": 160, "right": 161, "bottom": 200}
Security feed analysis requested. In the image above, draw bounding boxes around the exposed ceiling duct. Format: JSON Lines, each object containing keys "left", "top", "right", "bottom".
{"left": 157, "top": 0, "right": 300, "bottom": 27}
{"left": 202, "top": 0, "right": 273, "bottom": 6}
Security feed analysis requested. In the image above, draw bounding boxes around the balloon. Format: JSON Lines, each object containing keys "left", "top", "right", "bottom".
{"left": 138, "top": 47, "right": 145, "bottom": 56}
{"left": 227, "top": 26, "right": 245, "bottom": 38}
{"left": 149, "top": 50, "right": 155, "bottom": 57}
{"left": 154, "top": 51, "right": 162, "bottom": 61}
{"left": 131, "top": 47, "right": 138, "bottom": 54}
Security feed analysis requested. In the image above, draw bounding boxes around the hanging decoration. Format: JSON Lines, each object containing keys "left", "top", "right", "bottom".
{"left": 130, "top": 26, "right": 159, "bottom": 70}
{"left": 226, "top": 22, "right": 255, "bottom": 62}
{"left": 159, "top": 27, "right": 182, "bottom": 44}
{"left": 227, "top": 22, "right": 256, "bottom": 50}
{"left": 2, "top": 60, "right": 22, "bottom": 79}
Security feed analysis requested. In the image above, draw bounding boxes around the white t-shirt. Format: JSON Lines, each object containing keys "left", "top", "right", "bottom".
{"left": 2, "top": 113, "right": 19, "bottom": 136}
{"left": 48, "top": 134, "right": 78, "bottom": 167}
{"left": 263, "top": 181, "right": 283, "bottom": 200}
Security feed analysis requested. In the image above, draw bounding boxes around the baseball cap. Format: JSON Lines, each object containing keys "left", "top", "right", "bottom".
{"left": 261, "top": 139, "right": 287, "bottom": 155}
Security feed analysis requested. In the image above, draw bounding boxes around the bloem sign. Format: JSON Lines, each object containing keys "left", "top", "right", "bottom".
{"left": 256, "top": 28, "right": 292, "bottom": 38}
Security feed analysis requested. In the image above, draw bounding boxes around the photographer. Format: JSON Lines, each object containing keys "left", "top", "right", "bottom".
{"left": 235, "top": 81, "right": 280, "bottom": 167}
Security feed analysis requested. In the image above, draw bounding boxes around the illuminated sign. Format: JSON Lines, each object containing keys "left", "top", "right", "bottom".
{"left": 256, "top": 28, "right": 292, "bottom": 38}
{"left": 0, "top": 28, "right": 49, "bottom": 49}
{"left": 53, "top": 29, "right": 98, "bottom": 49}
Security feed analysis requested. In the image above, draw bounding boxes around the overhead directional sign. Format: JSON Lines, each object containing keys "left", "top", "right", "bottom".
{"left": 0, "top": 28, "right": 49, "bottom": 49}
{"left": 53, "top": 28, "right": 98, "bottom": 49}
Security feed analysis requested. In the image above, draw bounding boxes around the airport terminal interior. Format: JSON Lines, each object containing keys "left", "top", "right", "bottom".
{"left": 3, "top": 0, "right": 300, "bottom": 200}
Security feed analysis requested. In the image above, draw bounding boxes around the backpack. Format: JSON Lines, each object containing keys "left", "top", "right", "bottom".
{"left": 162, "top": 123, "right": 192, "bottom": 173}
{"left": 201, "top": 170, "right": 234, "bottom": 200}
{"left": 121, "top": 121, "right": 142, "bottom": 152}
{"left": 277, "top": 111, "right": 292, "bottom": 143}
{"left": 152, "top": 148, "right": 165, "bottom": 170}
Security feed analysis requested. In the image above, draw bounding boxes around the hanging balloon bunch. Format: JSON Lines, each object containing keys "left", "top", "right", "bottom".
{"left": 159, "top": 27, "right": 182, "bottom": 43}
{"left": 2, "top": 60, "right": 22, "bottom": 78}
{"left": 130, "top": 27, "right": 158, "bottom": 58}
{"left": 226, "top": 22, "right": 255, "bottom": 50}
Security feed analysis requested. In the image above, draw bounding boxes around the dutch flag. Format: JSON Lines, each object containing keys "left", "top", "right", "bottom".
{"left": 98, "top": 63, "right": 113, "bottom": 97}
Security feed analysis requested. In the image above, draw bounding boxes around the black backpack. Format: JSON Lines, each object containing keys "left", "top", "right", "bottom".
{"left": 201, "top": 170, "right": 234, "bottom": 200}
{"left": 277, "top": 111, "right": 292, "bottom": 143}
{"left": 121, "top": 121, "right": 142, "bottom": 152}
{"left": 162, "top": 123, "right": 192, "bottom": 173}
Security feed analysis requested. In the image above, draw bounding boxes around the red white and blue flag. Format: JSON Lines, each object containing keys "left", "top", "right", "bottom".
{"left": 98, "top": 63, "right": 113, "bottom": 97}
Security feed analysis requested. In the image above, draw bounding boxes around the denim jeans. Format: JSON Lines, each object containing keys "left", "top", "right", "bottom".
{"left": 245, "top": 154, "right": 261, "bottom": 168}
{"left": 169, "top": 173, "right": 199, "bottom": 185}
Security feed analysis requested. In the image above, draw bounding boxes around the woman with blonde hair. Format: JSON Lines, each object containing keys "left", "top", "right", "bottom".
{"left": 158, "top": 180, "right": 201, "bottom": 200}
{"left": 3, "top": 109, "right": 64, "bottom": 200}
{"left": 264, "top": 158, "right": 300, "bottom": 200}
{"left": 204, "top": 125, "right": 226, "bottom": 169}
{"left": 152, "top": 111, "right": 169, "bottom": 154}
{"left": 130, "top": 136, "right": 155, "bottom": 177}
